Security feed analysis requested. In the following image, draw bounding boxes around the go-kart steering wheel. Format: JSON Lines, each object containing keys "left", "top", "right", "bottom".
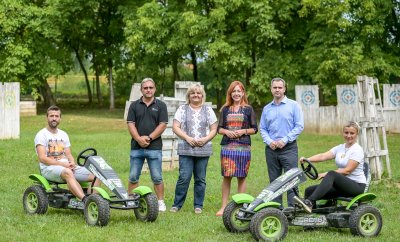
{"left": 77, "top": 148, "right": 97, "bottom": 166}
{"left": 301, "top": 158, "right": 318, "bottom": 180}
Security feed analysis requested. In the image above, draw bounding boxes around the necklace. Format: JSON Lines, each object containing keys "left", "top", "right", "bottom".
{"left": 341, "top": 145, "right": 352, "bottom": 159}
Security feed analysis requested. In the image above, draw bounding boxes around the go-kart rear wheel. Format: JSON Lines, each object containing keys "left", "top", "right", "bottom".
{"left": 223, "top": 201, "right": 250, "bottom": 233}
{"left": 134, "top": 193, "right": 158, "bottom": 222}
{"left": 84, "top": 194, "right": 110, "bottom": 226}
{"left": 250, "top": 207, "right": 288, "bottom": 241}
{"left": 349, "top": 204, "right": 382, "bottom": 237}
{"left": 23, "top": 185, "right": 48, "bottom": 215}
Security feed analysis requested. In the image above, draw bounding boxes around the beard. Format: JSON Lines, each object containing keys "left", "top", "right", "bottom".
{"left": 48, "top": 120, "right": 59, "bottom": 128}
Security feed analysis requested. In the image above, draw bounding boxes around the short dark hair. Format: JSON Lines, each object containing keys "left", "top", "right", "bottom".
{"left": 47, "top": 105, "right": 61, "bottom": 117}
{"left": 271, "top": 77, "right": 286, "bottom": 87}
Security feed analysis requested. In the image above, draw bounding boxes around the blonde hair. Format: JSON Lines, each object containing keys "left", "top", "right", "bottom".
{"left": 185, "top": 83, "right": 206, "bottom": 105}
{"left": 344, "top": 121, "right": 360, "bottom": 134}
{"left": 140, "top": 77, "right": 155, "bottom": 88}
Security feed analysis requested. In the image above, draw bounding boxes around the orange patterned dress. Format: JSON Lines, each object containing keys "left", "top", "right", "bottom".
{"left": 220, "top": 107, "right": 252, "bottom": 177}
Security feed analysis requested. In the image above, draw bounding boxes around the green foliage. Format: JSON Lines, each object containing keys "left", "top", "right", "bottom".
{"left": 1, "top": 0, "right": 400, "bottom": 109}
{"left": 298, "top": 0, "right": 400, "bottom": 104}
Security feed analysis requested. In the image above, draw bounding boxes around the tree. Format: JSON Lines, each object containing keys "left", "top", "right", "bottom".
{"left": 0, "top": 0, "right": 73, "bottom": 106}
{"left": 299, "top": 0, "right": 400, "bottom": 103}
{"left": 122, "top": 1, "right": 187, "bottom": 93}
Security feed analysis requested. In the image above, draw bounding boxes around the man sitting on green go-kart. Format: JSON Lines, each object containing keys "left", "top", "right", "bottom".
{"left": 34, "top": 106, "right": 100, "bottom": 205}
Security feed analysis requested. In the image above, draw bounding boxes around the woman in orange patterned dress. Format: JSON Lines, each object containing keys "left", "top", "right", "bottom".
{"left": 216, "top": 81, "right": 258, "bottom": 216}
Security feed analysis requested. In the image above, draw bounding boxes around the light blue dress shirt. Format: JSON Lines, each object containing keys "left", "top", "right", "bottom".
{"left": 260, "top": 96, "right": 304, "bottom": 145}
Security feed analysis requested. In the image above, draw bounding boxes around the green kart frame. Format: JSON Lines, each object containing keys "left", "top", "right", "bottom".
{"left": 23, "top": 148, "right": 158, "bottom": 226}
{"left": 223, "top": 159, "right": 382, "bottom": 241}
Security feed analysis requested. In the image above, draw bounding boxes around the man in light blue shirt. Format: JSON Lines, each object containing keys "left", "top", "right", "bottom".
{"left": 260, "top": 77, "right": 304, "bottom": 207}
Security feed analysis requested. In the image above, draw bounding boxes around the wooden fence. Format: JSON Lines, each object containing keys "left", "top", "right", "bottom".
{"left": 296, "top": 84, "right": 400, "bottom": 134}
{"left": 20, "top": 101, "right": 37, "bottom": 116}
{"left": 0, "top": 82, "right": 20, "bottom": 139}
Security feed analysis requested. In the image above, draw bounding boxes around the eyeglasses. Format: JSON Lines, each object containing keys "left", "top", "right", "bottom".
{"left": 142, "top": 86, "right": 154, "bottom": 90}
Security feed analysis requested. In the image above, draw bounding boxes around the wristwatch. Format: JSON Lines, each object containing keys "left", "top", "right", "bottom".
{"left": 148, "top": 135, "right": 153, "bottom": 141}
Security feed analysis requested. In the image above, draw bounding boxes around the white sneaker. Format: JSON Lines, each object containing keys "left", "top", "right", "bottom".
{"left": 158, "top": 200, "right": 166, "bottom": 212}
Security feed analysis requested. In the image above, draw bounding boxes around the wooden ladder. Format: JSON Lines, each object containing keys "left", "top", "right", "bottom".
{"left": 357, "top": 76, "right": 391, "bottom": 180}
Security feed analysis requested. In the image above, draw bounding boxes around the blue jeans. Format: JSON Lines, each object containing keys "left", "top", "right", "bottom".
{"left": 172, "top": 155, "right": 209, "bottom": 209}
{"left": 265, "top": 141, "right": 299, "bottom": 207}
{"left": 129, "top": 149, "right": 163, "bottom": 185}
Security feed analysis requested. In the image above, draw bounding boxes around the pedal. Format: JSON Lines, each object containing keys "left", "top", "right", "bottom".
{"left": 293, "top": 196, "right": 312, "bottom": 213}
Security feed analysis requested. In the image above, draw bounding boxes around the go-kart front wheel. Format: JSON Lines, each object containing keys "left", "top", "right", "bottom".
{"left": 349, "top": 204, "right": 382, "bottom": 237}
{"left": 23, "top": 185, "right": 49, "bottom": 215}
{"left": 134, "top": 193, "right": 158, "bottom": 222}
{"left": 84, "top": 194, "right": 110, "bottom": 226}
{"left": 250, "top": 207, "right": 288, "bottom": 241}
{"left": 223, "top": 201, "right": 250, "bottom": 233}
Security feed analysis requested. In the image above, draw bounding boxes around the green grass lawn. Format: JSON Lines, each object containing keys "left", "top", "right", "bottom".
{"left": 47, "top": 75, "right": 108, "bottom": 96}
{"left": 0, "top": 108, "right": 399, "bottom": 241}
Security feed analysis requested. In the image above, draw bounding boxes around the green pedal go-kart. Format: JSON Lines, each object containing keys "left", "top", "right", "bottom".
{"left": 223, "top": 159, "right": 382, "bottom": 241}
{"left": 23, "top": 148, "right": 158, "bottom": 226}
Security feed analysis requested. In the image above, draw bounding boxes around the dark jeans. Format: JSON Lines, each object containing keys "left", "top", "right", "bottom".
{"left": 265, "top": 141, "right": 299, "bottom": 207}
{"left": 172, "top": 155, "right": 209, "bottom": 209}
{"left": 305, "top": 171, "right": 366, "bottom": 201}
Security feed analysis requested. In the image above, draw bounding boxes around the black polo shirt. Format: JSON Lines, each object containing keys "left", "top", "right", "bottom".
{"left": 127, "top": 97, "right": 168, "bottom": 150}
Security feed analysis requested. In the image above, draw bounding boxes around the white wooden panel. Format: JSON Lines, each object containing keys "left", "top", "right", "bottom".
{"left": 174, "top": 81, "right": 202, "bottom": 100}
{"left": 337, "top": 84, "right": 358, "bottom": 107}
{"left": 295, "top": 85, "right": 319, "bottom": 109}
{"left": 129, "top": 83, "right": 141, "bottom": 101}
{"left": 0, "top": 82, "right": 20, "bottom": 139}
{"left": 302, "top": 107, "right": 319, "bottom": 133}
{"left": 20, "top": 101, "right": 37, "bottom": 116}
{"left": 318, "top": 106, "right": 338, "bottom": 134}
{"left": 383, "top": 84, "right": 400, "bottom": 108}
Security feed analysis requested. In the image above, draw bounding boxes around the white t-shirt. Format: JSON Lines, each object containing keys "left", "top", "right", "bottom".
{"left": 34, "top": 128, "right": 71, "bottom": 169}
{"left": 330, "top": 143, "right": 366, "bottom": 184}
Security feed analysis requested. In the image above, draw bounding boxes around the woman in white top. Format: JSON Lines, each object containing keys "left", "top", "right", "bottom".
{"left": 170, "top": 84, "right": 218, "bottom": 214}
{"left": 299, "top": 121, "right": 366, "bottom": 212}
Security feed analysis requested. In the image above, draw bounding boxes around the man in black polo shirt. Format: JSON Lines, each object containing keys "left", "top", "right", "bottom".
{"left": 127, "top": 77, "right": 168, "bottom": 212}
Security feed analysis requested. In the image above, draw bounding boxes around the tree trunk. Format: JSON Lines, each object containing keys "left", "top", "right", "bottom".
{"left": 190, "top": 48, "right": 198, "bottom": 82}
{"left": 39, "top": 79, "right": 55, "bottom": 107}
{"left": 319, "top": 86, "right": 325, "bottom": 106}
{"left": 95, "top": 64, "right": 103, "bottom": 107}
{"left": 74, "top": 48, "right": 92, "bottom": 104}
{"left": 108, "top": 58, "right": 115, "bottom": 110}
{"left": 246, "top": 43, "right": 256, "bottom": 86}
{"left": 92, "top": 52, "right": 103, "bottom": 107}
{"left": 172, "top": 58, "right": 181, "bottom": 81}
{"left": 244, "top": 40, "right": 256, "bottom": 86}
{"left": 245, "top": 68, "right": 251, "bottom": 86}
{"left": 215, "top": 70, "right": 223, "bottom": 110}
